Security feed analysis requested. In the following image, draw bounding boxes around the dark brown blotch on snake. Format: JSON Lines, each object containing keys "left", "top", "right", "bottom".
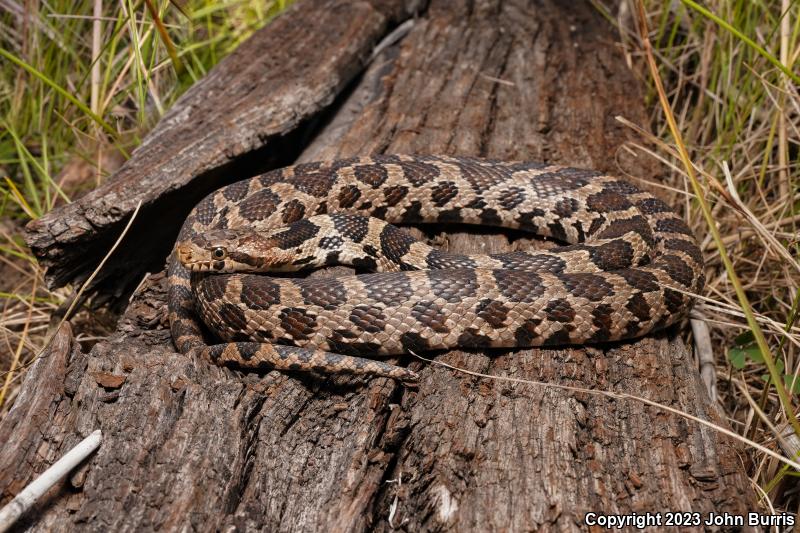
{"left": 169, "top": 155, "right": 705, "bottom": 382}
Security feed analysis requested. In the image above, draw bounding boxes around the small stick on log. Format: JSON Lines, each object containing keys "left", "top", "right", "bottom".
{"left": 4, "top": 1, "right": 756, "bottom": 531}
{"left": 692, "top": 317, "right": 717, "bottom": 401}
{"left": 0, "top": 430, "right": 102, "bottom": 533}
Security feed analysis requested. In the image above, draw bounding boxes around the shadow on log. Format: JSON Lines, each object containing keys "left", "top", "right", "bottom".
{"left": 4, "top": 0, "right": 754, "bottom": 531}
{"left": 24, "top": 0, "right": 422, "bottom": 295}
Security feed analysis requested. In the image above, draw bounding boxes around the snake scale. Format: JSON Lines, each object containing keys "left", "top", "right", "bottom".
{"left": 168, "top": 155, "right": 704, "bottom": 382}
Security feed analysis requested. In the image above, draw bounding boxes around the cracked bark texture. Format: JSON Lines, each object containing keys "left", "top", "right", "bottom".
{"left": 23, "top": 0, "right": 421, "bottom": 293}
{"left": 2, "top": 0, "right": 754, "bottom": 531}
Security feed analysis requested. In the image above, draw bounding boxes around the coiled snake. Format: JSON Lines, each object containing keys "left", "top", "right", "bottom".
{"left": 168, "top": 155, "right": 704, "bottom": 382}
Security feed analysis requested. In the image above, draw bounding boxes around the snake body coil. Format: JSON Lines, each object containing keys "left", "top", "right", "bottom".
{"left": 168, "top": 155, "right": 704, "bottom": 381}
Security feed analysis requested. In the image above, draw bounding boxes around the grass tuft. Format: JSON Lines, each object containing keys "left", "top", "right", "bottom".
{"left": 0, "top": 0, "right": 291, "bottom": 415}
{"left": 595, "top": 0, "right": 800, "bottom": 511}
{"left": 2, "top": 0, "right": 800, "bottom": 515}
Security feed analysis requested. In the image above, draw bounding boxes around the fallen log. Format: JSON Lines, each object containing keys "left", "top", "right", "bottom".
{"left": 4, "top": 0, "right": 754, "bottom": 531}
{"left": 24, "top": 0, "right": 420, "bottom": 294}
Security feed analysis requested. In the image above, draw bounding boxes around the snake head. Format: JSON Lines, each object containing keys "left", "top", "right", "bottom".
{"left": 176, "top": 229, "right": 296, "bottom": 272}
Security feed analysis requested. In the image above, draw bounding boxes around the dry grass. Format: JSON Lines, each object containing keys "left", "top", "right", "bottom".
{"left": 595, "top": 0, "right": 800, "bottom": 510}
{"left": 0, "top": 0, "right": 290, "bottom": 413}
{"left": 1, "top": 0, "right": 799, "bottom": 514}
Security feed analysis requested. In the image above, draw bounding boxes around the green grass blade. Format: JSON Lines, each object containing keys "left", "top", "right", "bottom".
{"left": 681, "top": 0, "right": 800, "bottom": 84}
{"left": 0, "top": 48, "right": 119, "bottom": 138}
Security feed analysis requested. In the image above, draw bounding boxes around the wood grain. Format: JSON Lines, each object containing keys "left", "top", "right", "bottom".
{"left": 24, "top": 0, "right": 418, "bottom": 292}
{"left": 3, "top": 0, "right": 753, "bottom": 531}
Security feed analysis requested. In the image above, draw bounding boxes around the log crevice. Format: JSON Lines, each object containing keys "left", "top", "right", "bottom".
{"left": 3, "top": 1, "right": 755, "bottom": 531}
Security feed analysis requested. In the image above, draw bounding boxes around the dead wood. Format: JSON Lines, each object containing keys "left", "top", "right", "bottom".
{"left": 3, "top": 0, "right": 754, "bottom": 531}
{"left": 24, "top": 0, "right": 422, "bottom": 294}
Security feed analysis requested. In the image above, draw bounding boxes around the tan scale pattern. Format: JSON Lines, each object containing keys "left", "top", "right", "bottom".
{"left": 168, "top": 155, "right": 704, "bottom": 382}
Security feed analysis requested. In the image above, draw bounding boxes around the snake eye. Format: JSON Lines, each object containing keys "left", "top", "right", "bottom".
{"left": 212, "top": 247, "right": 227, "bottom": 260}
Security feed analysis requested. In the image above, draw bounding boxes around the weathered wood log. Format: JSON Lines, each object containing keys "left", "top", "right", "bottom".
{"left": 3, "top": 0, "right": 754, "bottom": 531}
{"left": 24, "top": 0, "right": 421, "bottom": 293}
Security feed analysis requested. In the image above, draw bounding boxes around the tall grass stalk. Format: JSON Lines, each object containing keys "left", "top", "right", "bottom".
{"left": 602, "top": 0, "right": 800, "bottom": 506}
{"left": 636, "top": 0, "right": 800, "bottom": 439}
{"left": 0, "top": 0, "right": 292, "bottom": 417}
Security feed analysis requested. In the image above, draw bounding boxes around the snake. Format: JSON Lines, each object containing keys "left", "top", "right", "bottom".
{"left": 168, "top": 155, "right": 704, "bottom": 382}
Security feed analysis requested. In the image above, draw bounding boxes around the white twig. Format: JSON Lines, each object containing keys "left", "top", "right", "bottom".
{"left": 691, "top": 318, "right": 717, "bottom": 401}
{"left": 0, "top": 430, "right": 102, "bottom": 533}
{"left": 386, "top": 473, "right": 409, "bottom": 529}
{"left": 370, "top": 19, "right": 415, "bottom": 61}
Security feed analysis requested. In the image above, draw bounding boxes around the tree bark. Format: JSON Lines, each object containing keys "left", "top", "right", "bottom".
{"left": 4, "top": 0, "right": 754, "bottom": 531}
{"left": 24, "top": 0, "right": 421, "bottom": 293}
